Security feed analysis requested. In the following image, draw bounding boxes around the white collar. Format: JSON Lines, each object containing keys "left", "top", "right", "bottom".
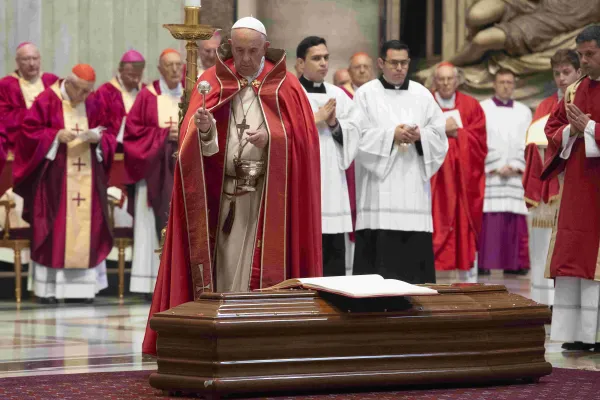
{"left": 435, "top": 92, "right": 456, "bottom": 109}
{"left": 159, "top": 77, "right": 183, "bottom": 97}
{"left": 557, "top": 88, "right": 564, "bottom": 100}
{"left": 60, "top": 80, "right": 72, "bottom": 103}
{"left": 244, "top": 57, "right": 265, "bottom": 82}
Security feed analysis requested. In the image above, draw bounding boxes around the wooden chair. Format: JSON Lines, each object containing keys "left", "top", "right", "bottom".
{"left": 0, "top": 199, "right": 30, "bottom": 303}
{"left": 107, "top": 196, "right": 133, "bottom": 300}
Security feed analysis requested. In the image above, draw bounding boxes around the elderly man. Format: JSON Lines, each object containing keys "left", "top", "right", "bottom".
{"left": 13, "top": 64, "right": 117, "bottom": 304}
{"left": 342, "top": 52, "right": 374, "bottom": 97}
{"left": 143, "top": 17, "right": 322, "bottom": 355}
{"left": 123, "top": 49, "right": 182, "bottom": 296}
{"left": 542, "top": 24, "right": 600, "bottom": 351}
{"left": 0, "top": 42, "right": 58, "bottom": 150}
{"left": 333, "top": 68, "right": 351, "bottom": 87}
{"left": 96, "top": 50, "right": 145, "bottom": 144}
{"left": 430, "top": 62, "right": 487, "bottom": 282}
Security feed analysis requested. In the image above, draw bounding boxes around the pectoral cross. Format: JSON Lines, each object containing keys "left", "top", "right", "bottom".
{"left": 72, "top": 157, "right": 86, "bottom": 172}
{"left": 236, "top": 118, "right": 250, "bottom": 138}
{"left": 72, "top": 193, "right": 86, "bottom": 207}
{"left": 72, "top": 124, "right": 83, "bottom": 135}
{"left": 165, "top": 117, "right": 177, "bottom": 129}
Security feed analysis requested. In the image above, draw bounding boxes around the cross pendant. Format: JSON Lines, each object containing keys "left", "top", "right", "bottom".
{"left": 236, "top": 118, "right": 250, "bottom": 139}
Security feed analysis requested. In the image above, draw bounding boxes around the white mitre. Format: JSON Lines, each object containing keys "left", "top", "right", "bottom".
{"left": 231, "top": 16, "right": 267, "bottom": 36}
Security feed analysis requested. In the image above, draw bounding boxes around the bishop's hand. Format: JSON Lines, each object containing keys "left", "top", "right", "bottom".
{"left": 445, "top": 117, "right": 458, "bottom": 137}
{"left": 57, "top": 129, "right": 77, "bottom": 143}
{"left": 246, "top": 128, "right": 269, "bottom": 149}
{"left": 194, "top": 107, "right": 213, "bottom": 136}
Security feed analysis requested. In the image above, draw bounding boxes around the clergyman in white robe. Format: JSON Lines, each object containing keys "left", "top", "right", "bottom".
{"left": 352, "top": 76, "right": 448, "bottom": 284}
{"left": 299, "top": 75, "right": 361, "bottom": 277}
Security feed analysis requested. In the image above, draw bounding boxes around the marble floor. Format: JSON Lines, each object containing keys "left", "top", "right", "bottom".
{"left": 0, "top": 271, "right": 598, "bottom": 379}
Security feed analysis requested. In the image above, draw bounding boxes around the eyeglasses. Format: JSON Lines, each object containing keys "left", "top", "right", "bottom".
{"left": 383, "top": 58, "right": 410, "bottom": 69}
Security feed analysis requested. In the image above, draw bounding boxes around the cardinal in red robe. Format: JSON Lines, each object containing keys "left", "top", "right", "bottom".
{"left": 142, "top": 17, "right": 322, "bottom": 355}
{"left": 13, "top": 64, "right": 117, "bottom": 302}
{"left": 0, "top": 42, "right": 58, "bottom": 151}
{"left": 430, "top": 63, "right": 487, "bottom": 280}
{"left": 542, "top": 26, "right": 600, "bottom": 349}
{"left": 123, "top": 49, "right": 182, "bottom": 295}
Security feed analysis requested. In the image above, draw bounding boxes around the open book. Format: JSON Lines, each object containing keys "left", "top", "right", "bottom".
{"left": 259, "top": 275, "right": 438, "bottom": 298}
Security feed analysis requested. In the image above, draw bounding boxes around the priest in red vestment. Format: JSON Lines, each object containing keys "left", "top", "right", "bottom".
{"left": 0, "top": 42, "right": 58, "bottom": 150}
{"left": 542, "top": 25, "right": 600, "bottom": 351}
{"left": 13, "top": 64, "right": 117, "bottom": 303}
{"left": 523, "top": 49, "right": 581, "bottom": 306}
{"left": 123, "top": 49, "right": 182, "bottom": 295}
{"left": 96, "top": 49, "right": 145, "bottom": 145}
{"left": 430, "top": 62, "right": 487, "bottom": 282}
{"left": 143, "top": 17, "right": 322, "bottom": 355}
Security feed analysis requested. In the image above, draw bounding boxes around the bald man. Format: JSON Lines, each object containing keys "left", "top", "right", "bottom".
{"left": 430, "top": 63, "right": 487, "bottom": 282}
{"left": 14, "top": 64, "right": 117, "bottom": 303}
{"left": 0, "top": 42, "right": 58, "bottom": 150}
{"left": 333, "top": 68, "right": 351, "bottom": 87}
{"left": 342, "top": 52, "right": 374, "bottom": 97}
{"left": 124, "top": 49, "right": 182, "bottom": 296}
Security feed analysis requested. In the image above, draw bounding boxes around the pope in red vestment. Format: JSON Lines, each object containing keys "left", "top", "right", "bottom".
{"left": 0, "top": 42, "right": 58, "bottom": 150}
{"left": 430, "top": 63, "right": 487, "bottom": 274}
{"left": 13, "top": 65, "right": 117, "bottom": 270}
{"left": 143, "top": 18, "right": 322, "bottom": 355}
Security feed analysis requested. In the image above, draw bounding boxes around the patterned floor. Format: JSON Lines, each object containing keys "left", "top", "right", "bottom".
{"left": 0, "top": 271, "right": 598, "bottom": 379}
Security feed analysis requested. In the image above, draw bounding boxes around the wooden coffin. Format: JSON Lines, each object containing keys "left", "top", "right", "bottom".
{"left": 149, "top": 284, "right": 552, "bottom": 397}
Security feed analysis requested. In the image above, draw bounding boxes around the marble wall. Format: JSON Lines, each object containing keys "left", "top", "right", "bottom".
{"left": 0, "top": 0, "right": 234, "bottom": 84}
{"left": 255, "top": 0, "right": 381, "bottom": 80}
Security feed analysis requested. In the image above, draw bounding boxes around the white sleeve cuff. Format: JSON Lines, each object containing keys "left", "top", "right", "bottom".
{"left": 46, "top": 136, "right": 60, "bottom": 161}
{"left": 199, "top": 119, "right": 219, "bottom": 157}
{"left": 560, "top": 125, "right": 577, "bottom": 160}
{"left": 584, "top": 120, "right": 600, "bottom": 158}
{"left": 117, "top": 117, "right": 126, "bottom": 144}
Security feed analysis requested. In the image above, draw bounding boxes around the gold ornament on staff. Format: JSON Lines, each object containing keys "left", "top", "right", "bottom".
{"left": 163, "top": 1, "right": 218, "bottom": 142}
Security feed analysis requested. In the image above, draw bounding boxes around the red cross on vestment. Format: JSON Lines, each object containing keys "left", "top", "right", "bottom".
{"left": 72, "top": 193, "right": 86, "bottom": 207}
{"left": 72, "top": 157, "right": 86, "bottom": 171}
{"left": 72, "top": 123, "right": 83, "bottom": 135}
{"left": 165, "top": 117, "right": 177, "bottom": 128}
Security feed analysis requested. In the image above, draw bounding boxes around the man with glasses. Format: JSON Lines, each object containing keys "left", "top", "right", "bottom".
{"left": 13, "top": 64, "right": 117, "bottom": 304}
{"left": 123, "top": 49, "right": 183, "bottom": 297}
{"left": 352, "top": 40, "right": 448, "bottom": 284}
{"left": 431, "top": 62, "right": 487, "bottom": 282}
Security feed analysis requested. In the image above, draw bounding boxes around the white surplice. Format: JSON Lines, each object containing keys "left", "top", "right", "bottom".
{"left": 129, "top": 78, "right": 182, "bottom": 294}
{"left": 353, "top": 79, "right": 448, "bottom": 233}
{"left": 303, "top": 82, "right": 361, "bottom": 234}
{"left": 480, "top": 99, "right": 531, "bottom": 215}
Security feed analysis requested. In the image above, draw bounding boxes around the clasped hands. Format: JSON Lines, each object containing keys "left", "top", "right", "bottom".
{"left": 315, "top": 98, "right": 337, "bottom": 127}
{"left": 57, "top": 127, "right": 104, "bottom": 144}
{"left": 566, "top": 103, "right": 593, "bottom": 134}
{"left": 394, "top": 124, "right": 421, "bottom": 145}
{"left": 194, "top": 107, "right": 269, "bottom": 149}
{"left": 495, "top": 165, "right": 520, "bottom": 178}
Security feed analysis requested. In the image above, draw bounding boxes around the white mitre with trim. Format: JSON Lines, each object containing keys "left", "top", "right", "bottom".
{"left": 232, "top": 16, "right": 267, "bottom": 36}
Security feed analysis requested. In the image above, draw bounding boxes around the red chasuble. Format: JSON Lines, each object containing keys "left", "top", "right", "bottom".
{"left": 431, "top": 91, "right": 487, "bottom": 271}
{"left": 123, "top": 80, "right": 177, "bottom": 234}
{"left": 0, "top": 72, "right": 58, "bottom": 149}
{"left": 13, "top": 81, "right": 117, "bottom": 268}
{"left": 0, "top": 125, "right": 7, "bottom": 174}
{"left": 523, "top": 94, "right": 560, "bottom": 211}
{"left": 142, "top": 48, "right": 322, "bottom": 355}
{"left": 542, "top": 77, "right": 600, "bottom": 280}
